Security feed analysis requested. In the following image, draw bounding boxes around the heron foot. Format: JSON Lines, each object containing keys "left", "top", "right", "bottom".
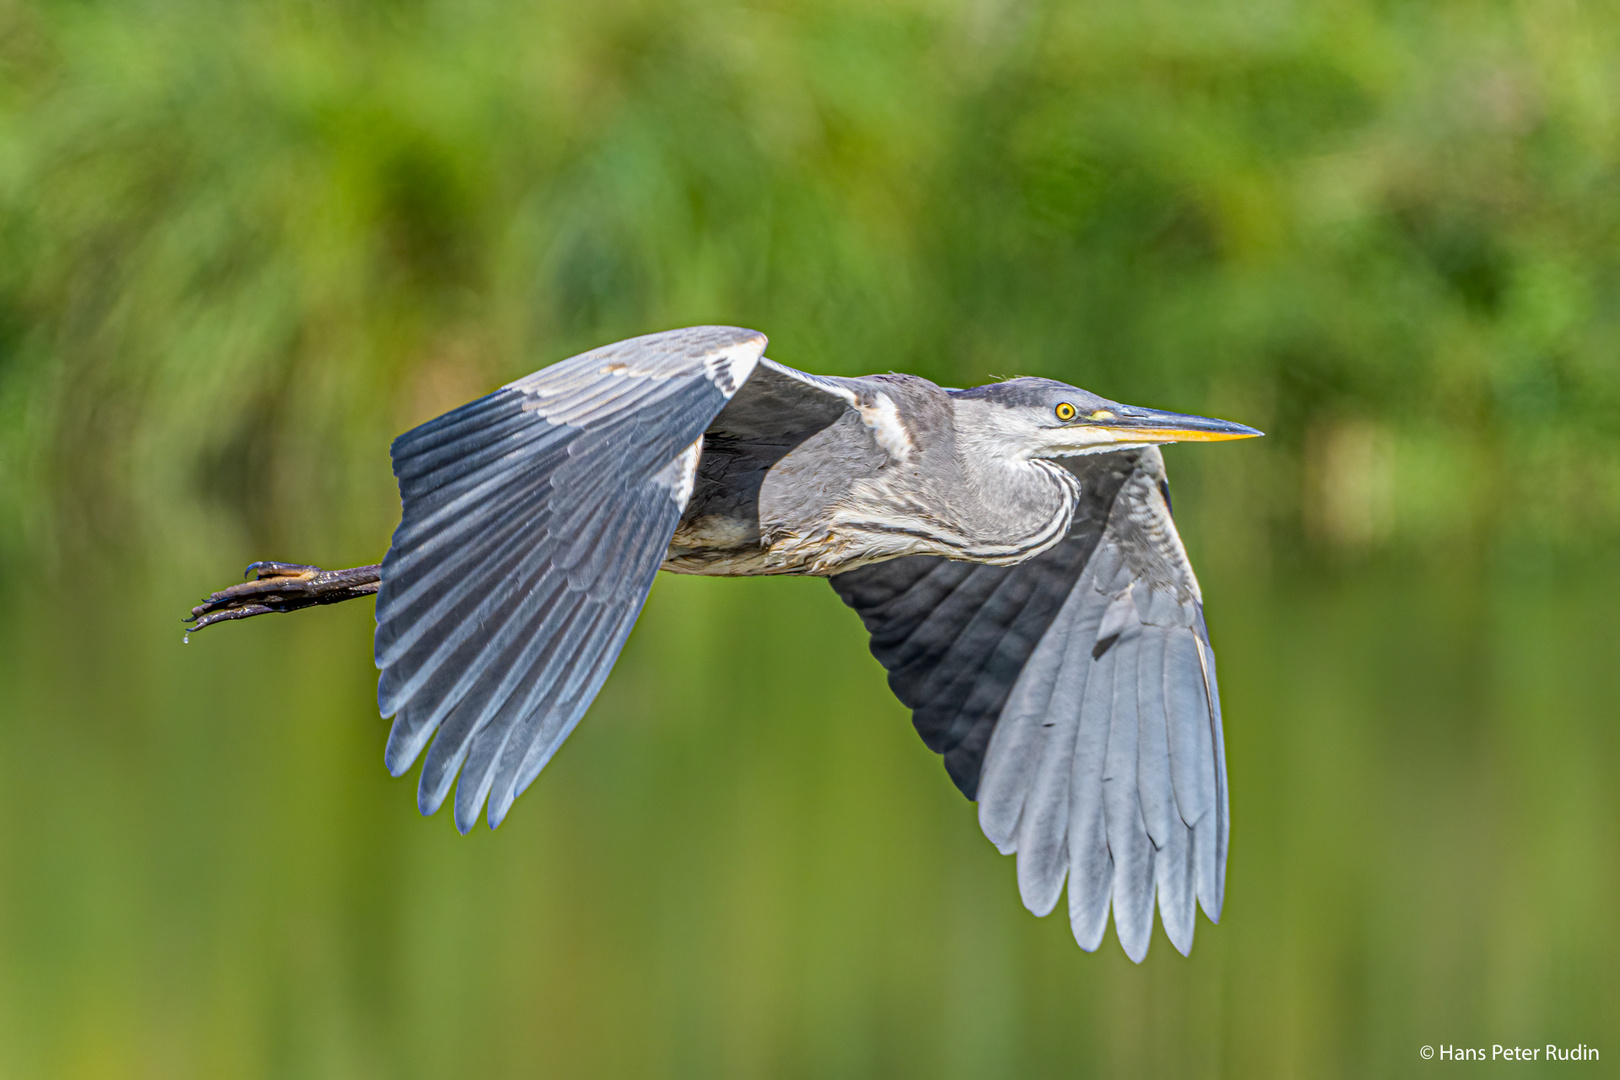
{"left": 185, "top": 561, "right": 383, "bottom": 632}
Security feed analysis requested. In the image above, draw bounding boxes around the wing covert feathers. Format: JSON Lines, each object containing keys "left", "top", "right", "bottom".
{"left": 375, "top": 327, "right": 765, "bottom": 832}
{"left": 834, "top": 448, "right": 1229, "bottom": 961}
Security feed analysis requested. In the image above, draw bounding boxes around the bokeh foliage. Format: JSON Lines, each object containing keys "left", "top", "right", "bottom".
{"left": 4, "top": 0, "right": 1619, "bottom": 557}
{"left": 1, "top": 0, "right": 1618, "bottom": 1077}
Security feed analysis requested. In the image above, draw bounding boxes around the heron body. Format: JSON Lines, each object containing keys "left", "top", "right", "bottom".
{"left": 192, "top": 324, "right": 1260, "bottom": 961}
{"left": 666, "top": 367, "right": 1082, "bottom": 575}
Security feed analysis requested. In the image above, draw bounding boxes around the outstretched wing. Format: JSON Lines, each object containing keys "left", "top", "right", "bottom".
{"left": 830, "top": 448, "right": 1227, "bottom": 961}
{"left": 376, "top": 326, "right": 767, "bottom": 833}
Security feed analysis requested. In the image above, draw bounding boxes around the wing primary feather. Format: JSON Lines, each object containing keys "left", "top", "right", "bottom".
{"left": 389, "top": 438, "right": 574, "bottom": 561}
{"left": 432, "top": 470, "right": 680, "bottom": 825}
{"left": 1012, "top": 687, "right": 1081, "bottom": 916}
{"left": 411, "top": 514, "right": 632, "bottom": 781}
{"left": 382, "top": 464, "right": 562, "bottom": 604}
{"left": 453, "top": 713, "right": 520, "bottom": 835}
{"left": 868, "top": 567, "right": 991, "bottom": 676}
{"left": 1135, "top": 627, "right": 1177, "bottom": 849}
{"left": 379, "top": 511, "right": 565, "bottom": 713}
{"left": 1102, "top": 620, "right": 1155, "bottom": 963}
{"left": 471, "top": 510, "right": 673, "bottom": 826}
{"left": 1064, "top": 582, "right": 1115, "bottom": 952}
{"left": 399, "top": 413, "right": 572, "bottom": 501}
{"left": 382, "top": 408, "right": 674, "bottom": 682}
{"left": 1164, "top": 629, "right": 1217, "bottom": 829}
{"left": 978, "top": 578, "right": 1085, "bottom": 850}
{"left": 1152, "top": 625, "right": 1203, "bottom": 954}
{"left": 428, "top": 583, "right": 612, "bottom": 815}
{"left": 378, "top": 502, "right": 561, "bottom": 691}
{"left": 382, "top": 575, "right": 551, "bottom": 780}
{"left": 391, "top": 393, "right": 523, "bottom": 466}
{"left": 910, "top": 568, "right": 1066, "bottom": 758}
{"left": 452, "top": 601, "right": 619, "bottom": 833}
{"left": 487, "top": 602, "right": 647, "bottom": 828}
{"left": 378, "top": 472, "right": 570, "bottom": 674}
{"left": 900, "top": 573, "right": 1036, "bottom": 761}
{"left": 382, "top": 563, "right": 571, "bottom": 776}
{"left": 413, "top": 583, "right": 590, "bottom": 813}
{"left": 860, "top": 561, "right": 974, "bottom": 628}
{"left": 1195, "top": 628, "right": 1229, "bottom": 922}
{"left": 1155, "top": 813, "right": 1197, "bottom": 956}
{"left": 416, "top": 697, "right": 476, "bottom": 816}
{"left": 435, "top": 585, "right": 604, "bottom": 814}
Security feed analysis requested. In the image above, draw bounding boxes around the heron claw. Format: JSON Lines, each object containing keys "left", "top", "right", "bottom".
{"left": 243, "top": 560, "right": 320, "bottom": 580}
{"left": 185, "top": 561, "right": 383, "bottom": 634}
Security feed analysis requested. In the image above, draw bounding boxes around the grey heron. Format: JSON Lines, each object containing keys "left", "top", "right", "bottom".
{"left": 188, "top": 325, "right": 1261, "bottom": 960}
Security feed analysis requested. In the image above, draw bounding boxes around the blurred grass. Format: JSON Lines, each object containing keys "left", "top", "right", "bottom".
{"left": 0, "top": 0, "right": 1618, "bottom": 1076}
{"left": 4, "top": 0, "right": 1620, "bottom": 559}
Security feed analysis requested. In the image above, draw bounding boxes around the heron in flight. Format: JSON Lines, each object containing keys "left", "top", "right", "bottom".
{"left": 189, "top": 326, "right": 1260, "bottom": 960}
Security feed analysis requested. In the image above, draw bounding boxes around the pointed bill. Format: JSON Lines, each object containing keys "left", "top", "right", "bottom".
{"left": 1085, "top": 405, "right": 1262, "bottom": 445}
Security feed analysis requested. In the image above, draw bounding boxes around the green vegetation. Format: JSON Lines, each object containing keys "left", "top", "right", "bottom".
{"left": 0, "top": 0, "right": 1617, "bottom": 1076}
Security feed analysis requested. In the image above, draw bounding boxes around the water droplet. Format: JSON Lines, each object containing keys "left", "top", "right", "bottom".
{"left": 183, "top": 631, "right": 190, "bottom": 644}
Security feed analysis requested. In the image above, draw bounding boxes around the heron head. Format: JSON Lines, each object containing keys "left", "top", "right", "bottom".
{"left": 950, "top": 377, "right": 1262, "bottom": 459}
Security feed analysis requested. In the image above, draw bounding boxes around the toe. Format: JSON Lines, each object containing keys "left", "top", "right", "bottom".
{"left": 244, "top": 561, "right": 321, "bottom": 580}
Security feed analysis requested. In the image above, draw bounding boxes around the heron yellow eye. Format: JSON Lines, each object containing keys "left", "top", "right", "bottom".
{"left": 1054, "top": 402, "right": 1077, "bottom": 422}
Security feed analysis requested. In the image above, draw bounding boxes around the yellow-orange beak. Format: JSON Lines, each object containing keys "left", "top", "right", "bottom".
{"left": 1084, "top": 406, "right": 1263, "bottom": 445}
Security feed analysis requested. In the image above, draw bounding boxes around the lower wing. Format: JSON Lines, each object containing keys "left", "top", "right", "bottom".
{"left": 831, "top": 448, "right": 1228, "bottom": 960}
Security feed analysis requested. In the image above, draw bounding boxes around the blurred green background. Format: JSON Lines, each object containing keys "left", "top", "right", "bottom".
{"left": 1, "top": 0, "right": 1618, "bottom": 1076}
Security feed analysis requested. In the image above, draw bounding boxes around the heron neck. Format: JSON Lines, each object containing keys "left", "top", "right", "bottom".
{"left": 942, "top": 452, "right": 1079, "bottom": 562}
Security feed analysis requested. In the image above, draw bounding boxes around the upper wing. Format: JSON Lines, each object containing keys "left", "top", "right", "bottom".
{"left": 375, "top": 326, "right": 767, "bottom": 833}
{"left": 829, "top": 448, "right": 1227, "bottom": 961}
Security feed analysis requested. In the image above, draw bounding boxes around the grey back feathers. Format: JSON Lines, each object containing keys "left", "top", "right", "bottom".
{"left": 374, "top": 325, "right": 1233, "bottom": 962}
